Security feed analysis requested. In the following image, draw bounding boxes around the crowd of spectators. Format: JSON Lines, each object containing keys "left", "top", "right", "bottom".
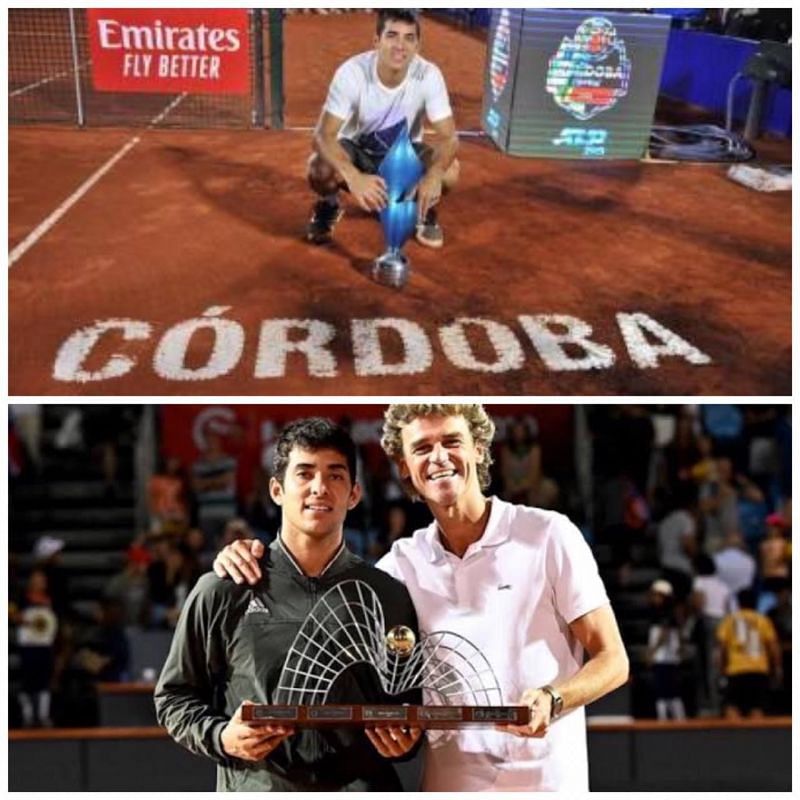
{"left": 589, "top": 405, "right": 791, "bottom": 719}
{"left": 9, "top": 407, "right": 142, "bottom": 727}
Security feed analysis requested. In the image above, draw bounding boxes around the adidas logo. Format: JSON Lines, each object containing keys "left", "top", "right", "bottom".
{"left": 245, "top": 597, "right": 270, "bottom": 616}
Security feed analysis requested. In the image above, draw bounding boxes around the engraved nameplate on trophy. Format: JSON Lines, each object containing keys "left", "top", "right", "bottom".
{"left": 243, "top": 704, "right": 530, "bottom": 729}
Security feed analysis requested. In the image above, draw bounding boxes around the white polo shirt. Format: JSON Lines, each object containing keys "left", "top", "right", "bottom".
{"left": 377, "top": 497, "right": 609, "bottom": 792}
{"left": 324, "top": 51, "right": 453, "bottom": 154}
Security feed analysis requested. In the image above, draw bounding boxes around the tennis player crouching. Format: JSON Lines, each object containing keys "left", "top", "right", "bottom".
{"left": 306, "top": 9, "right": 460, "bottom": 250}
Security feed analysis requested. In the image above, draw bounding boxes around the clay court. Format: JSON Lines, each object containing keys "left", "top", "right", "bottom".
{"left": 8, "top": 12, "right": 792, "bottom": 396}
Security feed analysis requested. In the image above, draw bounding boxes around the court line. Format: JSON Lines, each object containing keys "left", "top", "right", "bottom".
{"left": 10, "top": 61, "right": 91, "bottom": 98}
{"left": 8, "top": 93, "right": 188, "bottom": 268}
{"left": 8, "top": 137, "right": 141, "bottom": 267}
{"left": 149, "top": 92, "right": 187, "bottom": 127}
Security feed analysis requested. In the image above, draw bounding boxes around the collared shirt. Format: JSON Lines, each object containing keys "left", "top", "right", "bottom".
{"left": 275, "top": 531, "right": 346, "bottom": 578}
{"left": 376, "top": 497, "right": 609, "bottom": 792}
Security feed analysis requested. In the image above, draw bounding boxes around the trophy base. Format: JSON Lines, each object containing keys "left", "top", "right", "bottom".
{"left": 372, "top": 250, "right": 410, "bottom": 289}
{"left": 241, "top": 704, "right": 530, "bottom": 730}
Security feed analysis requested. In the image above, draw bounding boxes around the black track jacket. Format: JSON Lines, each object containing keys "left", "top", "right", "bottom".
{"left": 154, "top": 537, "right": 420, "bottom": 791}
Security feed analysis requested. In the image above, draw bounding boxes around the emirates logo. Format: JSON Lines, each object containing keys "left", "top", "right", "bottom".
{"left": 95, "top": 18, "right": 243, "bottom": 53}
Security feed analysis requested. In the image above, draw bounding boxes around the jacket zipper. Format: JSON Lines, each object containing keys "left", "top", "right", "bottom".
{"left": 308, "top": 577, "right": 320, "bottom": 609}
{"left": 306, "top": 576, "right": 322, "bottom": 766}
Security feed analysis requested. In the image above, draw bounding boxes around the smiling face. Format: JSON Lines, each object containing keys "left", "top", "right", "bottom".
{"left": 270, "top": 446, "right": 361, "bottom": 544}
{"left": 398, "top": 415, "right": 485, "bottom": 511}
{"left": 375, "top": 18, "right": 420, "bottom": 75}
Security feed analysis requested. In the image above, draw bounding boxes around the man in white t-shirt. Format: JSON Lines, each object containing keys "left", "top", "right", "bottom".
{"left": 213, "top": 404, "right": 629, "bottom": 791}
{"left": 306, "top": 10, "right": 460, "bottom": 250}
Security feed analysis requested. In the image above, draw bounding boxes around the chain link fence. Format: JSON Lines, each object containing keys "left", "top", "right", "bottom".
{"left": 9, "top": 9, "right": 283, "bottom": 129}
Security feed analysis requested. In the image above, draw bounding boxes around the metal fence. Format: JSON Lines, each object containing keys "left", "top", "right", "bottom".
{"left": 429, "top": 9, "right": 492, "bottom": 30}
{"left": 8, "top": 9, "right": 283, "bottom": 129}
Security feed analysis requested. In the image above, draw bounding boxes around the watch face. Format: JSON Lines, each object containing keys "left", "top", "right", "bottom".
{"left": 544, "top": 686, "right": 563, "bottom": 717}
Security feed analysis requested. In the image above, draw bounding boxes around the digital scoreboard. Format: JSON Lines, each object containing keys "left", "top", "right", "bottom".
{"left": 483, "top": 9, "right": 671, "bottom": 159}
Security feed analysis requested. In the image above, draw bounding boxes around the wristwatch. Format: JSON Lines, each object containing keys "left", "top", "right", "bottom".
{"left": 540, "top": 685, "right": 564, "bottom": 720}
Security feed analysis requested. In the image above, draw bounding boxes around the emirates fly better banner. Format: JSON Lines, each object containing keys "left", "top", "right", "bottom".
{"left": 87, "top": 9, "right": 251, "bottom": 94}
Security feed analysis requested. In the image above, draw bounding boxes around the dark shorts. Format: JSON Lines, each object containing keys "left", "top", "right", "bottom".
{"left": 652, "top": 663, "right": 681, "bottom": 699}
{"left": 340, "top": 139, "right": 433, "bottom": 176}
{"left": 20, "top": 646, "right": 54, "bottom": 693}
{"left": 725, "top": 672, "right": 769, "bottom": 714}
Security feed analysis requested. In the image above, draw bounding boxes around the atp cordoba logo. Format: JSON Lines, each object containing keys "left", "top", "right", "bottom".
{"left": 546, "top": 17, "right": 632, "bottom": 121}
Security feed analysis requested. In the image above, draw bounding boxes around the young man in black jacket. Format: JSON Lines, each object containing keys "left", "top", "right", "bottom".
{"left": 155, "top": 418, "right": 420, "bottom": 791}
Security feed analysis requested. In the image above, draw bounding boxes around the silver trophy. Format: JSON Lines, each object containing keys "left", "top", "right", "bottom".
{"left": 243, "top": 580, "right": 528, "bottom": 729}
{"left": 371, "top": 123, "right": 425, "bottom": 290}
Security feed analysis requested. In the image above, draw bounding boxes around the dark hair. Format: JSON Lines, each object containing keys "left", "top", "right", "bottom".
{"left": 675, "top": 481, "right": 699, "bottom": 510}
{"left": 377, "top": 9, "right": 421, "bottom": 38}
{"left": 273, "top": 418, "right": 357, "bottom": 485}
{"left": 737, "top": 588, "right": 757, "bottom": 610}
{"left": 695, "top": 553, "right": 716, "bottom": 576}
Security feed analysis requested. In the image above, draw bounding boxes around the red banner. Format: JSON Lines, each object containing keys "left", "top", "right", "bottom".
{"left": 87, "top": 9, "right": 251, "bottom": 95}
{"left": 159, "top": 405, "right": 574, "bottom": 499}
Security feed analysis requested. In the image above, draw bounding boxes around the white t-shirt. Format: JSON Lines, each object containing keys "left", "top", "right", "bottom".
{"left": 323, "top": 51, "right": 452, "bottom": 155}
{"left": 693, "top": 574, "right": 734, "bottom": 619}
{"left": 648, "top": 624, "right": 682, "bottom": 664}
{"left": 376, "top": 498, "right": 610, "bottom": 792}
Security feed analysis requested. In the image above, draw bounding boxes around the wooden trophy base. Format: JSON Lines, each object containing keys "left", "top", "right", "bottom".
{"left": 241, "top": 705, "right": 531, "bottom": 729}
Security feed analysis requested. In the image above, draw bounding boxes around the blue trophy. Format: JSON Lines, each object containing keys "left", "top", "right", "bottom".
{"left": 373, "top": 122, "right": 425, "bottom": 289}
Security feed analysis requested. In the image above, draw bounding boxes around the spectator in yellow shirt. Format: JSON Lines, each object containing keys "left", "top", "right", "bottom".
{"left": 716, "top": 589, "right": 782, "bottom": 719}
